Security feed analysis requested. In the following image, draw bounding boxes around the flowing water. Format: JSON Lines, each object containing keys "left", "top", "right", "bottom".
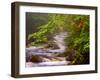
{"left": 26, "top": 32, "right": 70, "bottom": 67}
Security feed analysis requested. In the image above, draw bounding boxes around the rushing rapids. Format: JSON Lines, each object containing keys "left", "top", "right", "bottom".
{"left": 26, "top": 32, "right": 70, "bottom": 67}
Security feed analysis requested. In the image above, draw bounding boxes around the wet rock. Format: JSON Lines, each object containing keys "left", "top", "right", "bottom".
{"left": 44, "top": 41, "right": 60, "bottom": 49}
{"left": 30, "top": 55, "right": 43, "bottom": 63}
{"left": 65, "top": 49, "right": 76, "bottom": 61}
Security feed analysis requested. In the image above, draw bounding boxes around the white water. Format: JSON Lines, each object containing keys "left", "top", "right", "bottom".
{"left": 26, "top": 32, "right": 67, "bottom": 55}
{"left": 49, "top": 32, "right": 67, "bottom": 53}
{"left": 26, "top": 61, "right": 70, "bottom": 67}
{"left": 26, "top": 32, "right": 69, "bottom": 67}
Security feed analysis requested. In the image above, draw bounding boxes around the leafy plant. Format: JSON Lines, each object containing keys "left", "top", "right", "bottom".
{"left": 27, "top": 13, "right": 89, "bottom": 64}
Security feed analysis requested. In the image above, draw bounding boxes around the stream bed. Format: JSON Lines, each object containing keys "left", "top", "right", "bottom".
{"left": 26, "top": 32, "right": 71, "bottom": 67}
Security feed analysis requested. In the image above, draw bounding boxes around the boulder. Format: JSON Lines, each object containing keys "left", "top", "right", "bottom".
{"left": 30, "top": 55, "right": 43, "bottom": 63}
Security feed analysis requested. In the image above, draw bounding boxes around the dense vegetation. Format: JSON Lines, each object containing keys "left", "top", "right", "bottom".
{"left": 26, "top": 13, "right": 89, "bottom": 65}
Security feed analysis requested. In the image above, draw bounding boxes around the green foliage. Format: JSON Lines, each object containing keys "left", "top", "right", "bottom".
{"left": 28, "top": 18, "right": 56, "bottom": 45}
{"left": 28, "top": 14, "right": 69, "bottom": 45}
{"left": 65, "top": 15, "right": 90, "bottom": 64}
{"left": 27, "top": 13, "right": 89, "bottom": 64}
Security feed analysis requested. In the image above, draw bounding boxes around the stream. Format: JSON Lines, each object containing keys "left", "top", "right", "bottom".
{"left": 26, "top": 32, "right": 71, "bottom": 67}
